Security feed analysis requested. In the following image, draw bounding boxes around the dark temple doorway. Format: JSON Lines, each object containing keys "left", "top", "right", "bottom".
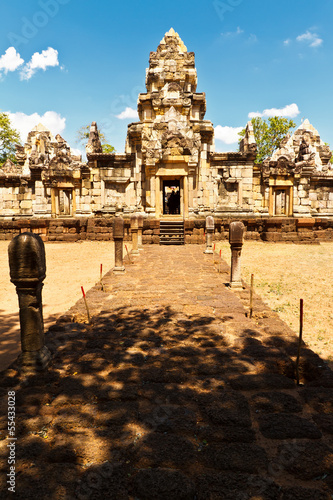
{"left": 163, "top": 179, "right": 180, "bottom": 215}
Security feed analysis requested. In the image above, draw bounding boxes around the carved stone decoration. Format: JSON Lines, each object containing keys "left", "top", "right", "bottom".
{"left": 86, "top": 122, "right": 103, "bottom": 154}
{"left": 239, "top": 121, "right": 257, "bottom": 158}
{"left": 8, "top": 233, "right": 51, "bottom": 371}
{"left": 126, "top": 28, "right": 213, "bottom": 167}
{"left": 0, "top": 158, "right": 24, "bottom": 178}
{"left": 266, "top": 119, "right": 332, "bottom": 179}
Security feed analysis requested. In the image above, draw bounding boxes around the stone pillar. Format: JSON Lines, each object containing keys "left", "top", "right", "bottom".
{"left": 204, "top": 216, "right": 214, "bottom": 254}
{"left": 229, "top": 221, "right": 245, "bottom": 289}
{"left": 183, "top": 175, "right": 189, "bottom": 218}
{"left": 113, "top": 217, "right": 125, "bottom": 274}
{"left": 8, "top": 232, "right": 51, "bottom": 371}
{"left": 137, "top": 214, "right": 143, "bottom": 250}
{"left": 130, "top": 214, "right": 139, "bottom": 255}
{"left": 155, "top": 176, "right": 161, "bottom": 218}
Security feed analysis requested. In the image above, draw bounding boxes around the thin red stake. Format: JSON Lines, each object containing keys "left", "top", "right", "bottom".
{"left": 81, "top": 286, "right": 91, "bottom": 323}
{"left": 219, "top": 249, "right": 222, "bottom": 259}
{"left": 213, "top": 243, "right": 216, "bottom": 251}
{"left": 99, "top": 263, "right": 105, "bottom": 291}
{"left": 125, "top": 244, "right": 132, "bottom": 263}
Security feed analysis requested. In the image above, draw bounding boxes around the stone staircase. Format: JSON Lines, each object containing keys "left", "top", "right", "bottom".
{"left": 159, "top": 220, "right": 184, "bottom": 245}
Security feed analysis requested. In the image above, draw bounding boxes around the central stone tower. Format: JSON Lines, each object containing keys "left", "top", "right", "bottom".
{"left": 125, "top": 28, "right": 215, "bottom": 218}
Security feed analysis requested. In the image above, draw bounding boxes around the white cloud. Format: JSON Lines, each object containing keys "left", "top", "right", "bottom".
{"left": 214, "top": 125, "right": 243, "bottom": 144}
{"left": 0, "top": 47, "right": 24, "bottom": 75}
{"left": 248, "top": 103, "right": 300, "bottom": 119}
{"left": 20, "top": 47, "right": 59, "bottom": 80}
{"left": 221, "top": 26, "right": 244, "bottom": 37}
{"left": 70, "top": 147, "right": 82, "bottom": 157}
{"left": 7, "top": 111, "right": 66, "bottom": 142}
{"left": 284, "top": 39, "right": 291, "bottom": 46}
{"left": 296, "top": 30, "right": 323, "bottom": 48}
{"left": 247, "top": 34, "right": 258, "bottom": 44}
{"left": 116, "top": 107, "right": 138, "bottom": 120}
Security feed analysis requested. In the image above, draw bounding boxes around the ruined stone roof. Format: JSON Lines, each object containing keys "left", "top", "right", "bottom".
{"left": 158, "top": 28, "right": 188, "bottom": 53}
{"left": 145, "top": 28, "right": 197, "bottom": 93}
{"left": 270, "top": 119, "right": 332, "bottom": 171}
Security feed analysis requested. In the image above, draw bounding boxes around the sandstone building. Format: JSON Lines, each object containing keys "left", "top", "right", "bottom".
{"left": 1, "top": 28, "right": 333, "bottom": 224}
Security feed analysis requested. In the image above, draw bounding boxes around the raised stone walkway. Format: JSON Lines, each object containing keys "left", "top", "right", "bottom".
{"left": 1, "top": 245, "right": 333, "bottom": 499}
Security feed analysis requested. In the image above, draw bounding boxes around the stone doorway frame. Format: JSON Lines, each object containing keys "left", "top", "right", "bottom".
{"left": 51, "top": 185, "right": 76, "bottom": 217}
{"left": 154, "top": 158, "right": 189, "bottom": 219}
{"left": 269, "top": 179, "right": 293, "bottom": 217}
{"left": 162, "top": 179, "right": 181, "bottom": 215}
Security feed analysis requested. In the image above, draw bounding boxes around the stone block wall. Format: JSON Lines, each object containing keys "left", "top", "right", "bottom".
{"left": 1, "top": 217, "right": 333, "bottom": 243}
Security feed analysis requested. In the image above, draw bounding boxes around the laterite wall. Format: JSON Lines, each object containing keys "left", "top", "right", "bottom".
{"left": 1, "top": 217, "right": 333, "bottom": 243}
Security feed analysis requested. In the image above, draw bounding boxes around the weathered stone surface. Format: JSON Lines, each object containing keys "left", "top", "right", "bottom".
{"left": 277, "top": 441, "right": 333, "bottom": 480}
{"left": 229, "top": 374, "right": 295, "bottom": 391}
{"left": 133, "top": 468, "right": 195, "bottom": 500}
{"left": 202, "top": 443, "right": 268, "bottom": 473}
{"left": 250, "top": 391, "right": 302, "bottom": 413}
{"left": 196, "top": 472, "right": 280, "bottom": 500}
{"left": 282, "top": 487, "right": 330, "bottom": 500}
{"left": 258, "top": 413, "right": 322, "bottom": 439}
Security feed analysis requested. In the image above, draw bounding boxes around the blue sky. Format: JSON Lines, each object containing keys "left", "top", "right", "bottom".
{"left": 1, "top": 0, "right": 333, "bottom": 156}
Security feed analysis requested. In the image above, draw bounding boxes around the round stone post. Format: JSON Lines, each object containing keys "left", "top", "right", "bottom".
{"left": 204, "top": 216, "right": 214, "bottom": 254}
{"left": 137, "top": 214, "right": 144, "bottom": 250}
{"left": 113, "top": 217, "right": 125, "bottom": 274}
{"left": 8, "top": 232, "right": 51, "bottom": 371}
{"left": 130, "top": 214, "right": 139, "bottom": 256}
{"left": 229, "top": 221, "right": 245, "bottom": 289}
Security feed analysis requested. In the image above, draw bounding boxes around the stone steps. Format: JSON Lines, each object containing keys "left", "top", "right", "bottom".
{"left": 159, "top": 220, "right": 184, "bottom": 245}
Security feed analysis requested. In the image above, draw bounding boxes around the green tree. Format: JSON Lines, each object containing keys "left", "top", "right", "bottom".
{"left": 239, "top": 116, "right": 296, "bottom": 164}
{"left": 0, "top": 112, "right": 21, "bottom": 166}
{"left": 76, "top": 124, "right": 115, "bottom": 153}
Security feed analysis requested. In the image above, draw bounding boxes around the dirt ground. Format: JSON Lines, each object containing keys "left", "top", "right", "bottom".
{"left": 215, "top": 240, "right": 333, "bottom": 369}
{"left": 0, "top": 241, "right": 132, "bottom": 371}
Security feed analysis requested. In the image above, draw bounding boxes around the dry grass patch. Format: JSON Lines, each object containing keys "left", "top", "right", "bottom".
{"left": 216, "top": 240, "right": 333, "bottom": 369}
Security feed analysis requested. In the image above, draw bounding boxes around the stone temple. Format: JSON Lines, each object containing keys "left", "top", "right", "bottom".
{"left": 1, "top": 28, "right": 333, "bottom": 238}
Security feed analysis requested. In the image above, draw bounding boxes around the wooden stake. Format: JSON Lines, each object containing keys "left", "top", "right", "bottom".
{"left": 296, "top": 298, "right": 303, "bottom": 386}
{"left": 250, "top": 273, "right": 254, "bottom": 318}
{"left": 100, "top": 263, "right": 105, "bottom": 291}
{"left": 81, "top": 286, "right": 91, "bottom": 324}
{"left": 125, "top": 244, "right": 132, "bottom": 264}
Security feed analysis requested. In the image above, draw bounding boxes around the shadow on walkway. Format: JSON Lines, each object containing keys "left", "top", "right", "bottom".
{"left": 0, "top": 246, "right": 332, "bottom": 499}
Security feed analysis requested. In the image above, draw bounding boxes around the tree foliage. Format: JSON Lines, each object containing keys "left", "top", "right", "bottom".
{"left": 239, "top": 116, "right": 296, "bottom": 164}
{"left": 76, "top": 125, "right": 115, "bottom": 153}
{"left": 0, "top": 112, "right": 21, "bottom": 166}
